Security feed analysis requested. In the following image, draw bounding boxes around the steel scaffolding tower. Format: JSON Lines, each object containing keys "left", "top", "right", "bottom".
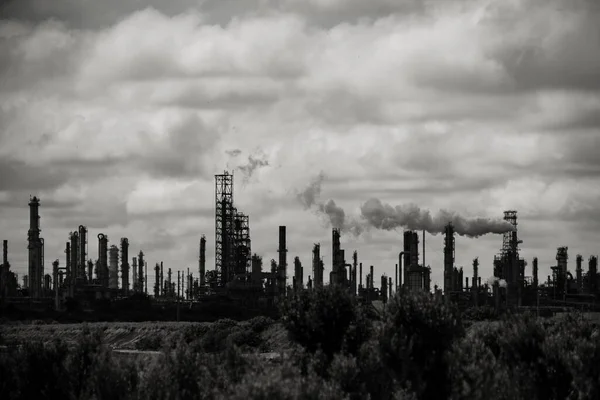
{"left": 215, "top": 171, "right": 235, "bottom": 286}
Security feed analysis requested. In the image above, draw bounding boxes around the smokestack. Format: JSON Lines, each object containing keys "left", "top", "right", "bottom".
{"left": 312, "top": 244, "right": 323, "bottom": 288}
{"left": 422, "top": 229, "right": 425, "bottom": 268}
{"left": 78, "top": 225, "right": 87, "bottom": 283}
{"left": 109, "top": 245, "right": 119, "bottom": 289}
{"left": 154, "top": 263, "right": 160, "bottom": 297}
{"left": 132, "top": 257, "right": 138, "bottom": 291}
{"left": 53, "top": 260, "right": 59, "bottom": 310}
{"left": 160, "top": 262, "right": 164, "bottom": 296}
{"left": 27, "top": 196, "right": 43, "bottom": 298}
{"left": 332, "top": 229, "right": 341, "bottom": 285}
{"left": 121, "top": 238, "right": 130, "bottom": 295}
{"left": 359, "top": 262, "right": 363, "bottom": 289}
{"left": 443, "top": 224, "right": 455, "bottom": 296}
{"left": 97, "top": 234, "right": 109, "bottom": 288}
{"left": 352, "top": 250, "right": 358, "bottom": 295}
{"left": 294, "top": 256, "right": 303, "bottom": 291}
{"left": 199, "top": 235, "right": 206, "bottom": 286}
{"left": 370, "top": 265, "right": 374, "bottom": 289}
{"left": 137, "top": 251, "right": 145, "bottom": 293}
{"left": 532, "top": 257, "right": 538, "bottom": 289}
{"left": 278, "top": 226, "right": 287, "bottom": 296}
{"left": 576, "top": 254, "right": 583, "bottom": 289}
{"left": 145, "top": 261, "right": 148, "bottom": 295}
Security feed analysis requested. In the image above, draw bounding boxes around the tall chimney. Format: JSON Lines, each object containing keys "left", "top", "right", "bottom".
{"left": 422, "top": 229, "right": 426, "bottom": 268}
{"left": 132, "top": 257, "right": 138, "bottom": 291}
{"left": 443, "top": 224, "right": 455, "bottom": 296}
{"left": 312, "top": 244, "right": 322, "bottom": 288}
{"left": 359, "top": 262, "right": 363, "bottom": 289}
{"left": 332, "top": 229, "right": 341, "bottom": 285}
{"left": 160, "top": 261, "right": 164, "bottom": 296}
{"left": 120, "top": 238, "right": 130, "bottom": 294}
{"left": 154, "top": 263, "right": 160, "bottom": 297}
{"left": 78, "top": 225, "right": 87, "bottom": 282}
{"left": 137, "top": 251, "right": 145, "bottom": 293}
{"left": 352, "top": 251, "right": 358, "bottom": 295}
{"left": 109, "top": 245, "right": 119, "bottom": 289}
{"left": 278, "top": 226, "right": 287, "bottom": 296}
{"left": 199, "top": 235, "right": 206, "bottom": 286}
{"left": 97, "top": 234, "right": 109, "bottom": 288}
{"left": 532, "top": 257, "right": 538, "bottom": 289}
{"left": 576, "top": 254, "right": 583, "bottom": 290}
{"left": 28, "top": 196, "right": 43, "bottom": 298}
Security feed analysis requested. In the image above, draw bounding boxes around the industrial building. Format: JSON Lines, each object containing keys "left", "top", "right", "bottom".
{"left": 1, "top": 172, "right": 600, "bottom": 315}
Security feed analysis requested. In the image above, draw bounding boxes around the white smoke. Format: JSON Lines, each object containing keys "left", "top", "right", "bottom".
{"left": 296, "top": 175, "right": 514, "bottom": 238}
{"left": 297, "top": 171, "right": 325, "bottom": 209}
{"left": 237, "top": 154, "right": 269, "bottom": 184}
{"left": 296, "top": 172, "right": 362, "bottom": 235}
{"left": 360, "top": 198, "right": 515, "bottom": 237}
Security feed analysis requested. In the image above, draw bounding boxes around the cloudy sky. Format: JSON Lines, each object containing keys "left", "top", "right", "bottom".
{"left": 1, "top": 0, "right": 599, "bottom": 292}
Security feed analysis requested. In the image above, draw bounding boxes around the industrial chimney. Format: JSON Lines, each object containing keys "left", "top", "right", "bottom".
{"left": 78, "top": 225, "right": 87, "bottom": 282}
{"left": 199, "top": 235, "right": 206, "bottom": 286}
{"left": 121, "top": 238, "right": 130, "bottom": 294}
{"left": 278, "top": 226, "right": 287, "bottom": 296}
{"left": 109, "top": 245, "right": 119, "bottom": 289}
{"left": 27, "top": 196, "right": 44, "bottom": 299}
{"left": 312, "top": 243, "right": 322, "bottom": 288}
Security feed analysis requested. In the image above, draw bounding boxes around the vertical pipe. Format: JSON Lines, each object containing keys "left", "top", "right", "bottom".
{"left": 359, "top": 262, "right": 363, "bottom": 289}
{"left": 160, "top": 262, "right": 164, "bottom": 296}
{"left": 422, "top": 229, "right": 425, "bottom": 268}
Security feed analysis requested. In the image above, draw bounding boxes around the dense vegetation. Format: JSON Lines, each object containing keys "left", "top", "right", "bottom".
{"left": 1, "top": 287, "right": 599, "bottom": 399}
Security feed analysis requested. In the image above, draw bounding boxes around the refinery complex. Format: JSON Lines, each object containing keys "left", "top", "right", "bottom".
{"left": 1, "top": 170, "right": 599, "bottom": 314}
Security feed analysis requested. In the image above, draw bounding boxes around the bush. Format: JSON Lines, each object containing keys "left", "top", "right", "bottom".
{"left": 378, "top": 290, "right": 464, "bottom": 400}
{"left": 280, "top": 286, "right": 373, "bottom": 359}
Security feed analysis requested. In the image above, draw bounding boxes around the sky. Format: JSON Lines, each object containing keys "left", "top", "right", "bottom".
{"left": 0, "top": 0, "right": 599, "bottom": 292}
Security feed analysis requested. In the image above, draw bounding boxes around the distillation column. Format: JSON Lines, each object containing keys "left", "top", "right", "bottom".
{"left": 109, "top": 245, "right": 119, "bottom": 289}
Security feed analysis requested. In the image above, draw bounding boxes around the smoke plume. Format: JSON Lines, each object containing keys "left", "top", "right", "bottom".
{"left": 297, "top": 171, "right": 325, "bottom": 209}
{"left": 360, "top": 198, "right": 515, "bottom": 238}
{"left": 296, "top": 172, "right": 362, "bottom": 235}
{"left": 237, "top": 154, "right": 270, "bottom": 184}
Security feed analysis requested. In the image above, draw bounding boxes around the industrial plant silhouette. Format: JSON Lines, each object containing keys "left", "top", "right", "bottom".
{"left": 1, "top": 170, "right": 599, "bottom": 316}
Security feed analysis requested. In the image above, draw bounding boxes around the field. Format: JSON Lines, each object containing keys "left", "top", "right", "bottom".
{"left": 0, "top": 317, "right": 293, "bottom": 354}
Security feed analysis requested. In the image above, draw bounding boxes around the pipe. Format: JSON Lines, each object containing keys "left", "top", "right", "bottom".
{"left": 422, "top": 229, "right": 425, "bottom": 268}
{"left": 398, "top": 252, "right": 405, "bottom": 289}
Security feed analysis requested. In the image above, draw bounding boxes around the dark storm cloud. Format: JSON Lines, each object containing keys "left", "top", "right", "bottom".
{"left": 0, "top": 158, "right": 68, "bottom": 191}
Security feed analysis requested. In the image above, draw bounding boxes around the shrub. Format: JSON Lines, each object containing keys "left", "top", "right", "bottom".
{"left": 378, "top": 290, "right": 464, "bottom": 400}
{"left": 280, "top": 286, "right": 373, "bottom": 359}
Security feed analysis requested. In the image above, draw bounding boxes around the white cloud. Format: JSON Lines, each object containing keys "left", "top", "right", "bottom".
{"left": 0, "top": 0, "right": 599, "bottom": 292}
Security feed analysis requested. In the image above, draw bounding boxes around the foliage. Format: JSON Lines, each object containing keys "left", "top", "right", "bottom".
{"left": 2, "top": 289, "right": 600, "bottom": 400}
{"left": 279, "top": 286, "right": 373, "bottom": 359}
